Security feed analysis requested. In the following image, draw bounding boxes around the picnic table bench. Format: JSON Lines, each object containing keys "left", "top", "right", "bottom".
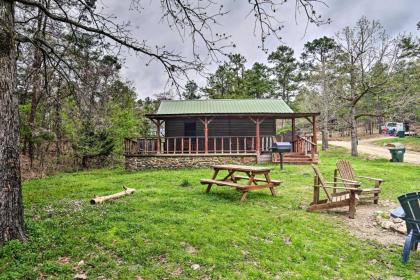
{"left": 200, "top": 164, "right": 281, "bottom": 202}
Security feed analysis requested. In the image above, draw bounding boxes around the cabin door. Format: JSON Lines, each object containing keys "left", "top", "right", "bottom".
{"left": 184, "top": 122, "right": 197, "bottom": 137}
{"left": 183, "top": 122, "right": 197, "bottom": 152}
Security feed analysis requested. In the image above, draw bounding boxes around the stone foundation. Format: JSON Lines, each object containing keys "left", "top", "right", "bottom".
{"left": 125, "top": 154, "right": 257, "bottom": 170}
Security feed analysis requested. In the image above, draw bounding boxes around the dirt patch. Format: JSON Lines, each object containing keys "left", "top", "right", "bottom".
{"left": 329, "top": 133, "right": 384, "bottom": 141}
{"left": 325, "top": 201, "right": 405, "bottom": 246}
{"left": 329, "top": 139, "right": 420, "bottom": 165}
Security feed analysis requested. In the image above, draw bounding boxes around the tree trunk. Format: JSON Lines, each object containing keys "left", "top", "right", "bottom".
{"left": 349, "top": 65, "right": 358, "bottom": 157}
{"left": 26, "top": 13, "right": 44, "bottom": 168}
{"left": 90, "top": 186, "right": 136, "bottom": 204}
{"left": 54, "top": 96, "right": 62, "bottom": 164}
{"left": 54, "top": 80, "right": 63, "bottom": 164}
{"left": 320, "top": 63, "right": 329, "bottom": 151}
{"left": 27, "top": 86, "right": 38, "bottom": 167}
{"left": 321, "top": 127, "right": 329, "bottom": 150}
{"left": 0, "top": 1, "right": 26, "bottom": 244}
{"left": 377, "top": 115, "right": 383, "bottom": 134}
{"left": 350, "top": 105, "right": 358, "bottom": 156}
{"left": 321, "top": 110, "right": 329, "bottom": 151}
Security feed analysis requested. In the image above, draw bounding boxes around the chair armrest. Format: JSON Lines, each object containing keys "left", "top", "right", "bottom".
{"left": 404, "top": 217, "right": 420, "bottom": 224}
{"left": 326, "top": 181, "right": 361, "bottom": 187}
{"left": 334, "top": 177, "right": 361, "bottom": 184}
{"left": 355, "top": 175, "right": 384, "bottom": 182}
{"left": 314, "top": 185, "right": 361, "bottom": 191}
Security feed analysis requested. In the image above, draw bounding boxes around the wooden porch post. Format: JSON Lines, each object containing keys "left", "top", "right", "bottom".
{"left": 156, "top": 120, "right": 161, "bottom": 154}
{"left": 204, "top": 117, "right": 209, "bottom": 154}
{"left": 151, "top": 119, "right": 163, "bottom": 154}
{"left": 199, "top": 117, "right": 213, "bottom": 154}
{"left": 311, "top": 115, "right": 317, "bottom": 162}
{"left": 256, "top": 117, "right": 260, "bottom": 155}
{"left": 291, "top": 117, "right": 296, "bottom": 152}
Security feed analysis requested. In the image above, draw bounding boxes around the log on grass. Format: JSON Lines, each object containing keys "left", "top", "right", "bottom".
{"left": 90, "top": 186, "right": 136, "bottom": 204}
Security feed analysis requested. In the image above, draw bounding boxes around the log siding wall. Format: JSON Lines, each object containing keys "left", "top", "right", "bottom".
{"left": 165, "top": 117, "right": 275, "bottom": 137}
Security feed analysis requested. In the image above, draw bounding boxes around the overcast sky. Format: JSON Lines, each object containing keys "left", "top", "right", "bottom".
{"left": 101, "top": 0, "right": 419, "bottom": 99}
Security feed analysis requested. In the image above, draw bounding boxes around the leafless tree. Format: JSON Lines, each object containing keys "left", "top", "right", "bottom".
{"left": 335, "top": 17, "right": 398, "bottom": 156}
{"left": 0, "top": 0, "right": 329, "bottom": 244}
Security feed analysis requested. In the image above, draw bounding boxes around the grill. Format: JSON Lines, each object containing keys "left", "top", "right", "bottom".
{"left": 271, "top": 142, "right": 292, "bottom": 153}
{"left": 271, "top": 142, "right": 292, "bottom": 170}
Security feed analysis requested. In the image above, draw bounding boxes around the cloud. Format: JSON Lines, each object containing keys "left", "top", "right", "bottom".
{"left": 101, "top": 0, "right": 420, "bottom": 99}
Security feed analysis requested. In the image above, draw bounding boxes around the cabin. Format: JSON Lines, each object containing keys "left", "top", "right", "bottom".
{"left": 124, "top": 99, "right": 319, "bottom": 170}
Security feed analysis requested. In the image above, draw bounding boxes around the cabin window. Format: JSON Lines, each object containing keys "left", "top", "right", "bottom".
{"left": 184, "top": 122, "right": 196, "bottom": 137}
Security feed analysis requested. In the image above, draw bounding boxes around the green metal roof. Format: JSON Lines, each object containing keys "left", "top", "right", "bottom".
{"left": 154, "top": 99, "right": 294, "bottom": 115}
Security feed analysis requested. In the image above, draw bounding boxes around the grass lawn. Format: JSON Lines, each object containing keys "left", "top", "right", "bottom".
{"left": 373, "top": 136, "right": 420, "bottom": 152}
{"left": 1, "top": 147, "right": 419, "bottom": 279}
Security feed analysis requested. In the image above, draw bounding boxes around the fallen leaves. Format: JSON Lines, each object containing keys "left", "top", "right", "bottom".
{"left": 56, "top": 257, "right": 87, "bottom": 280}
{"left": 191, "top": 263, "right": 201, "bottom": 270}
{"left": 73, "top": 273, "right": 87, "bottom": 280}
{"left": 170, "top": 267, "right": 183, "bottom": 277}
{"left": 180, "top": 241, "right": 198, "bottom": 254}
{"left": 57, "top": 256, "right": 71, "bottom": 264}
{"left": 75, "top": 260, "right": 85, "bottom": 269}
{"left": 282, "top": 235, "right": 292, "bottom": 245}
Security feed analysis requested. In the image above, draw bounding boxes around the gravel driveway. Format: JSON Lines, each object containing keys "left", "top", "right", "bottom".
{"left": 328, "top": 137, "right": 420, "bottom": 165}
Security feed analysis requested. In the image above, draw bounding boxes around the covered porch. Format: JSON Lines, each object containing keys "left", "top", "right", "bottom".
{"left": 124, "top": 100, "right": 319, "bottom": 169}
{"left": 125, "top": 121, "right": 318, "bottom": 163}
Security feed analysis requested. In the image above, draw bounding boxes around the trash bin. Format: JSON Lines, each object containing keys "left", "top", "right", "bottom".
{"left": 397, "top": 131, "right": 405, "bottom": 138}
{"left": 389, "top": 148, "right": 405, "bottom": 162}
{"left": 386, "top": 143, "right": 405, "bottom": 162}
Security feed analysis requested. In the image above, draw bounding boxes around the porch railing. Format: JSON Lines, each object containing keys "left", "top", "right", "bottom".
{"left": 292, "top": 135, "right": 317, "bottom": 160}
{"left": 124, "top": 135, "right": 317, "bottom": 159}
{"left": 124, "top": 135, "right": 274, "bottom": 155}
{"left": 124, "top": 137, "right": 158, "bottom": 155}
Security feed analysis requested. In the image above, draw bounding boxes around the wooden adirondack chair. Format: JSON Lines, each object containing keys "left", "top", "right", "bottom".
{"left": 398, "top": 192, "right": 420, "bottom": 264}
{"left": 335, "top": 160, "right": 383, "bottom": 204}
{"left": 308, "top": 165, "right": 362, "bottom": 219}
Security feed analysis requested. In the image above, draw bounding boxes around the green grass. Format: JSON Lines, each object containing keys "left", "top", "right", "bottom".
{"left": 373, "top": 136, "right": 420, "bottom": 152}
{"left": 1, "top": 147, "right": 419, "bottom": 279}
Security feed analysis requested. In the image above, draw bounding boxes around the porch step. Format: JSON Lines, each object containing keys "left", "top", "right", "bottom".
{"left": 283, "top": 156, "right": 313, "bottom": 160}
{"left": 283, "top": 156, "right": 318, "bottom": 160}
{"left": 272, "top": 152, "right": 318, "bottom": 164}
{"left": 282, "top": 160, "right": 317, "bottom": 165}
{"left": 283, "top": 156, "right": 318, "bottom": 164}
{"left": 259, "top": 152, "right": 317, "bottom": 164}
{"left": 283, "top": 158, "right": 314, "bottom": 163}
{"left": 283, "top": 152, "right": 310, "bottom": 158}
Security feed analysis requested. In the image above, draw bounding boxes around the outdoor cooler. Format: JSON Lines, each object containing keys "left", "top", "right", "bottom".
{"left": 271, "top": 142, "right": 292, "bottom": 170}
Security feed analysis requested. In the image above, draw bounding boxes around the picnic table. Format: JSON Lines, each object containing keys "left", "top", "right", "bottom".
{"left": 200, "top": 164, "right": 281, "bottom": 202}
